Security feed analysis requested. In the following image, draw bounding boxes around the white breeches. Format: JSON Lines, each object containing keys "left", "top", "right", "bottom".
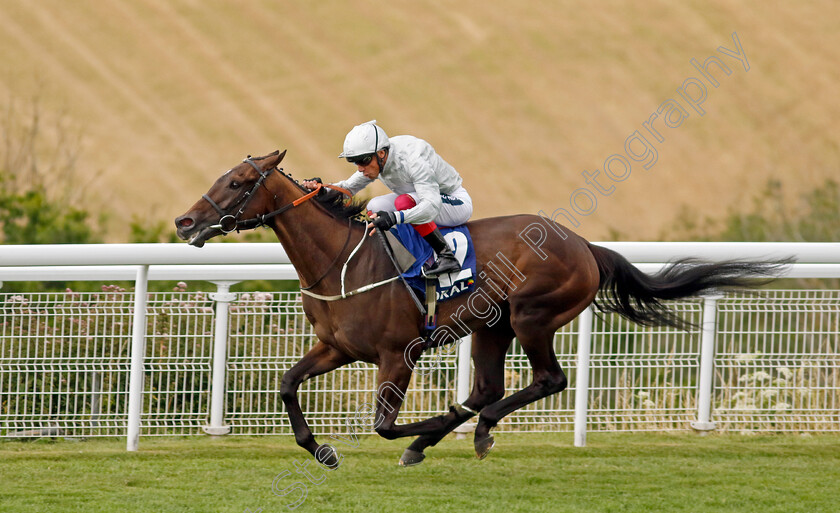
{"left": 366, "top": 186, "right": 473, "bottom": 227}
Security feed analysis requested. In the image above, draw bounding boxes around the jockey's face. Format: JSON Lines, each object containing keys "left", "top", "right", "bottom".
{"left": 351, "top": 150, "right": 387, "bottom": 179}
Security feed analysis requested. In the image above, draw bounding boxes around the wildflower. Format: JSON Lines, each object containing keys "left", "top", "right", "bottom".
{"left": 776, "top": 367, "right": 793, "bottom": 380}
{"left": 736, "top": 352, "right": 761, "bottom": 363}
{"left": 177, "top": 282, "right": 187, "bottom": 289}
{"left": 733, "top": 401, "right": 756, "bottom": 411}
{"left": 760, "top": 390, "right": 778, "bottom": 400}
{"left": 741, "top": 371, "right": 771, "bottom": 383}
{"left": 637, "top": 391, "right": 650, "bottom": 400}
{"left": 642, "top": 400, "right": 656, "bottom": 409}
{"left": 752, "top": 371, "right": 772, "bottom": 382}
{"left": 774, "top": 402, "right": 790, "bottom": 413}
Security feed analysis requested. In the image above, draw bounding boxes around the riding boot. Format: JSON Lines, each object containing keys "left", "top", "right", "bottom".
{"left": 422, "top": 228, "right": 461, "bottom": 276}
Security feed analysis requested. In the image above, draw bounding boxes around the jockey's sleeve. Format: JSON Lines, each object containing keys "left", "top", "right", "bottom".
{"left": 333, "top": 171, "right": 374, "bottom": 196}
{"left": 399, "top": 162, "right": 442, "bottom": 225}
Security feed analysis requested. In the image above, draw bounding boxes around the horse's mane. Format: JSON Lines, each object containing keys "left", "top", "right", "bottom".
{"left": 279, "top": 168, "right": 368, "bottom": 224}
{"left": 248, "top": 151, "right": 367, "bottom": 224}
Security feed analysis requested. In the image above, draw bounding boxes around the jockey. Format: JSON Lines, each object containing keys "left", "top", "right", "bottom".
{"left": 304, "top": 120, "right": 472, "bottom": 277}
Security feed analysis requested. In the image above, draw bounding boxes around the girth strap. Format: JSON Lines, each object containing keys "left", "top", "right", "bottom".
{"left": 424, "top": 279, "right": 438, "bottom": 332}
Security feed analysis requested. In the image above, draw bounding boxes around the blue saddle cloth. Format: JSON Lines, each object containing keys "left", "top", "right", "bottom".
{"left": 391, "top": 224, "right": 476, "bottom": 301}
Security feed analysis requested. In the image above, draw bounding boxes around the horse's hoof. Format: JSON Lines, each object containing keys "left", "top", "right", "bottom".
{"left": 475, "top": 435, "right": 495, "bottom": 460}
{"left": 315, "top": 444, "right": 341, "bottom": 469}
{"left": 399, "top": 448, "right": 425, "bottom": 467}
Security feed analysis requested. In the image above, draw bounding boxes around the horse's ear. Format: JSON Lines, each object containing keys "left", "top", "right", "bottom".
{"left": 263, "top": 149, "right": 287, "bottom": 169}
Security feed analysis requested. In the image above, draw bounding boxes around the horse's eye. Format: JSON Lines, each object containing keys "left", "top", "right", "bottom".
{"left": 230, "top": 181, "right": 241, "bottom": 189}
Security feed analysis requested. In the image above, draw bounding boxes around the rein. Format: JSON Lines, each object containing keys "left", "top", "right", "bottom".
{"left": 300, "top": 221, "right": 403, "bottom": 301}
{"left": 300, "top": 218, "right": 354, "bottom": 292}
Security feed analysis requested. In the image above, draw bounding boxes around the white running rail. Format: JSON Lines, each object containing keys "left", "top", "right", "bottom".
{"left": 1, "top": 242, "right": 839, "bottom": 450}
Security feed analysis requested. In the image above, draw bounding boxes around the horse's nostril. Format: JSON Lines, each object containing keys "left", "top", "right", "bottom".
{"left": 178, "top": 217, "right": 194, "bottom": 228}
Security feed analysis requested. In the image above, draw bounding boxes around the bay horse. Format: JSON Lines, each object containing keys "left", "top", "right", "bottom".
{"left": 175, "top": 151, "right": 784, "bottom": 467}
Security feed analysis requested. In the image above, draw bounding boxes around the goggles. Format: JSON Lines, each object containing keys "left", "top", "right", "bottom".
{"left": 346, "top": 153, "right": 374, "bottom": 166}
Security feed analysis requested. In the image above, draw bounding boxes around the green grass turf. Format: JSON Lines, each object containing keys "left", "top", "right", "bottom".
{"left": 2, "top": 433, "right": 839, "bottom": 513}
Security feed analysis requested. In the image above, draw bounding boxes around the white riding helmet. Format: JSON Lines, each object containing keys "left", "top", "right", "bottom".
{"left": 337, "top": 120, "right": 390, "bottom": 158}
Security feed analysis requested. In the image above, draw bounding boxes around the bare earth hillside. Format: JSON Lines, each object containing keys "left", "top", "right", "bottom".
{"left": 1, "top": 1, "right": 838, "bottom": 241}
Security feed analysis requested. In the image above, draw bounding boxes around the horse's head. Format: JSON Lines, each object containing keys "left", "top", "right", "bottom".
{"left": 174, "top": 150, "right": 287, "bottom": 247}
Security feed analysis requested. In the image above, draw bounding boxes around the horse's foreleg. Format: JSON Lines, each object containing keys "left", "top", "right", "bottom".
{"left": 280, "top": 341, "right": 354, "bottom": 466}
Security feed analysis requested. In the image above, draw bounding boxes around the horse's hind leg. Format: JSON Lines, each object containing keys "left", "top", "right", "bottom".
{"left": 472, "top": 325, "right": 568, "bottom": 458}
{"left": 400, "top": 325, "right": 513, "bottom": 465}
{"left": 369, "top": 331, "right": 510, "bottom": 467}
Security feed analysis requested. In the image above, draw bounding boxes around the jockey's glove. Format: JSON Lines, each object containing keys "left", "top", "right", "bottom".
{"left": 371, "top": 211, "right": 398, "bottom": 231}
{"left": 304, "top": 177, "right": 323, "bottom": 193}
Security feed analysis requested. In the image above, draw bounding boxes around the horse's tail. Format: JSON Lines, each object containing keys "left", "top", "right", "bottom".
{"left": 587, "top": 244, "right": 791, "bottom": 329}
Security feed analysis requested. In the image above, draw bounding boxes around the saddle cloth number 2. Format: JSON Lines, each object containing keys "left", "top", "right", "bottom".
{"left": 436, "top": 231, "right": 473, "bottom": 288}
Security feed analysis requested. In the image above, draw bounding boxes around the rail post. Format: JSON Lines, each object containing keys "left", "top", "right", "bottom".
{"left": 453, "top": 335, "right": 474, "bottom": 439}
{"left": 455, "top": 335, "right": 472, "bottom": 404}
{"left": 203, "top": 281, "right": 239, "bottom": 436}
{"left": 691, "top": 293, "right": 723, "bottom": 431}
{"left": 574, "top": 306, "right": 594, "bottom": 447}
{"left": 127, "top": 265, "right": 149, "bottom": 451}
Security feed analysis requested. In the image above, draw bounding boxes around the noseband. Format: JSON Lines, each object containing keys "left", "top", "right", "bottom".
{"left": 202, "top": 157, "right": 276, "bottom": 233}
{"left": 203, "top": 156, "right": 350, "bottom": 234}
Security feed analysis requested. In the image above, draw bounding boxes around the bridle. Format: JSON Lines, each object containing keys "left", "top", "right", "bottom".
{"left": 203, "top": 156, "right": 349, "bottom": 234}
